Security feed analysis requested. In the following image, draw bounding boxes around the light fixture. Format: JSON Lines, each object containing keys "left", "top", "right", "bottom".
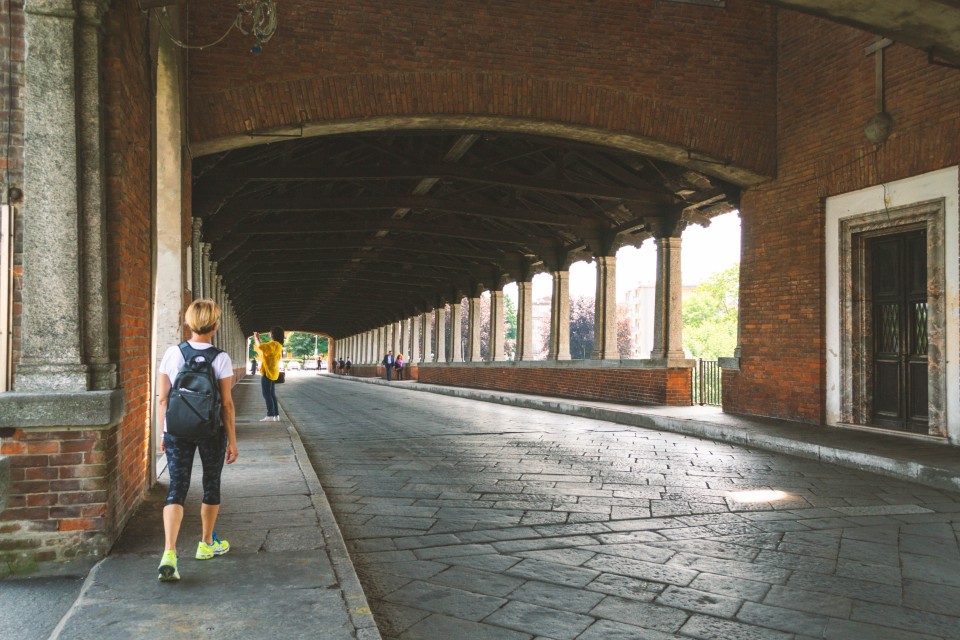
{"left": 145, "top": 0, "right": 278, "bottom": 54}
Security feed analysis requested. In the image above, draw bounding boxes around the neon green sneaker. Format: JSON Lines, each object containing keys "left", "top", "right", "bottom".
{"left": 196, "top": 532, "right": 230, "bottom": 560}
{"left": 158, "top": 550, "right": 180, "bottom": 581}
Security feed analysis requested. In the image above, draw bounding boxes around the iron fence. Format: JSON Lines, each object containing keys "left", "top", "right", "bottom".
{"left": 692, "top": 359, "right": 722, "bottom": 407}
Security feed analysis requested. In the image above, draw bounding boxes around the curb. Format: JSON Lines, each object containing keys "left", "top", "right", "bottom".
{"left": 281, "top": 410, "right": 382, "bottom": 640}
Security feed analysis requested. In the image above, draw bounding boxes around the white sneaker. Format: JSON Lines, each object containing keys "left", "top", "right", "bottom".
{"left": 273, "top": 416, "right": 281, "bottom": 422}
{"left": 259, "top": 416, "right": 273, "bottom": 422}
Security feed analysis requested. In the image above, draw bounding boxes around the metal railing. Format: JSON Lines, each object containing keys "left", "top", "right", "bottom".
{"left": 692, "top": 359, "right": 722, "bottom": 407}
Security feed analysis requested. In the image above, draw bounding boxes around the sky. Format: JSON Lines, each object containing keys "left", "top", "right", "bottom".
{"left": 503, "top": 211, "right": 741, "bottom": 304}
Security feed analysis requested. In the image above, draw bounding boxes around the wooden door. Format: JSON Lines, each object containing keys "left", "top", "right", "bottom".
{"left": 870, "top": 230, "right": 928, "bottom": 432}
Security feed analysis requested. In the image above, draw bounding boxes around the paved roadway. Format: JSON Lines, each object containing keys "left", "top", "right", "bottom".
{"left": 283, "top": 374, "right": 960, "bottom": 640}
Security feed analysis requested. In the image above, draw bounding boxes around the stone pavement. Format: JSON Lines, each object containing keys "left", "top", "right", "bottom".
{"left": 285, "top": 374, "right": 960, "bottom": 640}
{"left": 0, "top": 376, "right": 379, "bottom": 640}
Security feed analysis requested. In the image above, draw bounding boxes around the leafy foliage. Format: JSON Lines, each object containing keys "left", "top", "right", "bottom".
{"left": 682, "top": 264, "right": 739, "bottom": 360}
{"left": 568, "top": 296, "right": 595, "bottom": 359}
{"left": 285, "top": 332, "right": 327, "bottom": 359}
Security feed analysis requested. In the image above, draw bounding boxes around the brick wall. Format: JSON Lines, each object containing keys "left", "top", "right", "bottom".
{"left": 723, "top": 12, "right": 960, "bottom": 423}
{"left": 410, "top": 365, "right": 691, "bottom": 406}
{"left": 0, "top": 430, "right": 112, "bottom": 567}
{"left": 186, "top": 0, "right": 777, "bottom": 175}
{"left": 103, "top": 1, "right": 154, "bottom": 540}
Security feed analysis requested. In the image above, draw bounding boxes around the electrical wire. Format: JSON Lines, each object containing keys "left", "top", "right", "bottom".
{"left": 138, "top": 0, "right": 277, "bottom": 52}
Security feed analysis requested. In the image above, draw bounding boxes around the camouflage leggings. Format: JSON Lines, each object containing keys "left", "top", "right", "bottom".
{"left": 163, "top": 431, "right": 227, "bottom": 506}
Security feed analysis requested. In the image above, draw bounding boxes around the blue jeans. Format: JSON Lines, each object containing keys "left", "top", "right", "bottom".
{"left": 261, "top": 375, "right": 279, "bottom": 417}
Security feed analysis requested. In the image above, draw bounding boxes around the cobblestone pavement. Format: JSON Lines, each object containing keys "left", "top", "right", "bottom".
{"left": 282, "top": 375, "right": 960, "bottom": 640}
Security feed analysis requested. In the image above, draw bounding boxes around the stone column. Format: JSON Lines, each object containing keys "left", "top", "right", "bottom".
{"left": 201, "top": 243, "right": 212, "bottom": 300}
{"left": 433, "top": 306, "right": 446, "bottom": 363}
{"left": 547, "top": 271, "right": 572, "bottom": 361}
{"left": 449, "top": 302, "right": 463, "bottom": 362}
{"left": 592, "top": 255, "right": 620, "bottom": 360}
{"left": 401, "top": 317, "right": 411, "bottom": 357}
{"left": 78, "top": 1, "right": 115, "bottom": 391}
{"left": 466, "top": 296, "right": 482, "bottom": 362}
{"left": 489, "top": 289, "right": 506, "bottom": 362}
{"left": 516, "top": 279, "right": 535, "bottom": 361}
{"left": 421, "top": 312, "right": 432, "bottom": 362}
{"left": 410, "top": 314, "right": 421, "bottom": 363}
{"left": 650, "top": 236, "right": 686, "bottom": 361}
{"left": 192, "top": 218, "right": 203, "bottom": 298}
{"left": 16, "top": 0, "right": 88, "bottom": 391}
{"left": 215, "top": 275, "right": 224, "bottom": 348}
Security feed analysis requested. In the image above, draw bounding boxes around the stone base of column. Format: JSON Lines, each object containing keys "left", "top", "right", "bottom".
{"left": 0, "top": 390, "right": 124, "bottom": 428}
{"left": 12, "top": 364, "right": 91, "bottom": 393}
{"left": 87, "top": 362, "right": 118, "bottom": 391}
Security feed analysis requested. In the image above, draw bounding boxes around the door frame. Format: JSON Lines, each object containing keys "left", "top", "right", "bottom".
{"left": 826, "top": 167, "right": 959, "bottom": 442}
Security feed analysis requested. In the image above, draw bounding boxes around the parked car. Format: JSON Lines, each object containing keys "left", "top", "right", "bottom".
{"left": 287, "top": 360, "right": 302, "bottom": 370}
{"left": 303, "top": 359, "right": 319, "bottom": 370}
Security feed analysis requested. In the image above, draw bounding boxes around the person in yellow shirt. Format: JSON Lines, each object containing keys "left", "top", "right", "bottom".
{"left": 253, "top": 327, "right": 284, "bottom": 422}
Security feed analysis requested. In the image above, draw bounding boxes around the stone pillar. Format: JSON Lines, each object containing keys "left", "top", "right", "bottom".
{"left": 215, "top": 275, "right": 224, "bottom": 348}
{"left": 516, "top": 279, "right": 535, "bottom": 361}
{"left": 78, "top": 1, "right": 115, "bottom": 391}
{"left": 449, "top": 302, "right": 463, "bottom": 362}
{"left": 466, "top": 296, "right": 482, "bottom": 362}
{"left": 547, "top": 271, "right": 572, "bottom": 361}
{"left": 15, "top": 0, "right": 89, "bottom": 391}
{"left": 201, "top": 243, "right": 212, "bottom": 301}
{"left": 192, "top": 218, "right": 203, "bottom": 298}
{"left": 410, "top": 314, "right": 421, "bottom": 363}
{"left": 650, "top": 236, "right": 686, "bottom": 361}
{"left": 401, "top": 317, "right": 411, "bottom": 357}
{"left": 433, "top": 306, "right": 446, "bottom": 363}
{"left": 592, "top": 255, "right": 620, "bottom": 360}
{"left": 421, "top": 312, "right": 431, "bottom": 362}
{"left": 489, "top": 288, "right": 506, "bottom": 362}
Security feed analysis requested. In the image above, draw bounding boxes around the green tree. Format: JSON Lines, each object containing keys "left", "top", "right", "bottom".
{"left": 683, "top": 264, "right": 739, "bottom": 360}
{"left": 569, "top": 296, "right": 595, "bottom": 360}
{"left": 504, "top": 295, "right": 517, "bottom": 340}
{"left": 286, "top": 332, "right": 321, "bottom": 359}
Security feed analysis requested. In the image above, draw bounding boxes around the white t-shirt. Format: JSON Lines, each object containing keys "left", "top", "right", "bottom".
{"left": 159, "top": 341, "right": 234, "bottom": 433}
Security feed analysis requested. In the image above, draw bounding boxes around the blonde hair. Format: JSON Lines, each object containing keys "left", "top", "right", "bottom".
{"left": 185, "top": 298, "right": 221, "bottom": 335}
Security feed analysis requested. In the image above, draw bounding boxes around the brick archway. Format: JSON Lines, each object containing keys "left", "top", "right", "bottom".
{"left": 190, "top": 73, "right": 773, "bottom": 187}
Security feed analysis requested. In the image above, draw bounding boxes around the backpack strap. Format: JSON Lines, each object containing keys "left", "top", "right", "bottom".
{"left": 178, "top": 341, "right": 223, "bottom": 366}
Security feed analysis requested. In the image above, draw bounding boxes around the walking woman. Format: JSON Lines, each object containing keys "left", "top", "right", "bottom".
{"left": 156, "top": 298, "right": 238, "bottom": 582}
{"left": 253, "top": 327, "right": 284, "bottom": 421}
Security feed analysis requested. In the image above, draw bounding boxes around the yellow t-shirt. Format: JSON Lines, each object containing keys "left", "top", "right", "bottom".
{"left": 255, "top": 341, "right": 283, "bottom": 381}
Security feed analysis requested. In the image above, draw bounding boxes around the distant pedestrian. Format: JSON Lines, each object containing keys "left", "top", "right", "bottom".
{"left": 253, "top": 327, "right": 284, "bottom": 422}
{"left": 338, "top": 357, "right": 345, "bottom": 374}
{"left": 249, "top": 358, "right": 257, "bottom": 375}
{"left": 344, "top": 358, "right": 352, "bottom": 375}
{"left": 156, "top": 298, "right": 237, "bottom": 582}
{"left": 395, "top": 353, "right": 404, "bottom": 380}
{"left": 382, "top": 350, "right": 394, "bottom": 380}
